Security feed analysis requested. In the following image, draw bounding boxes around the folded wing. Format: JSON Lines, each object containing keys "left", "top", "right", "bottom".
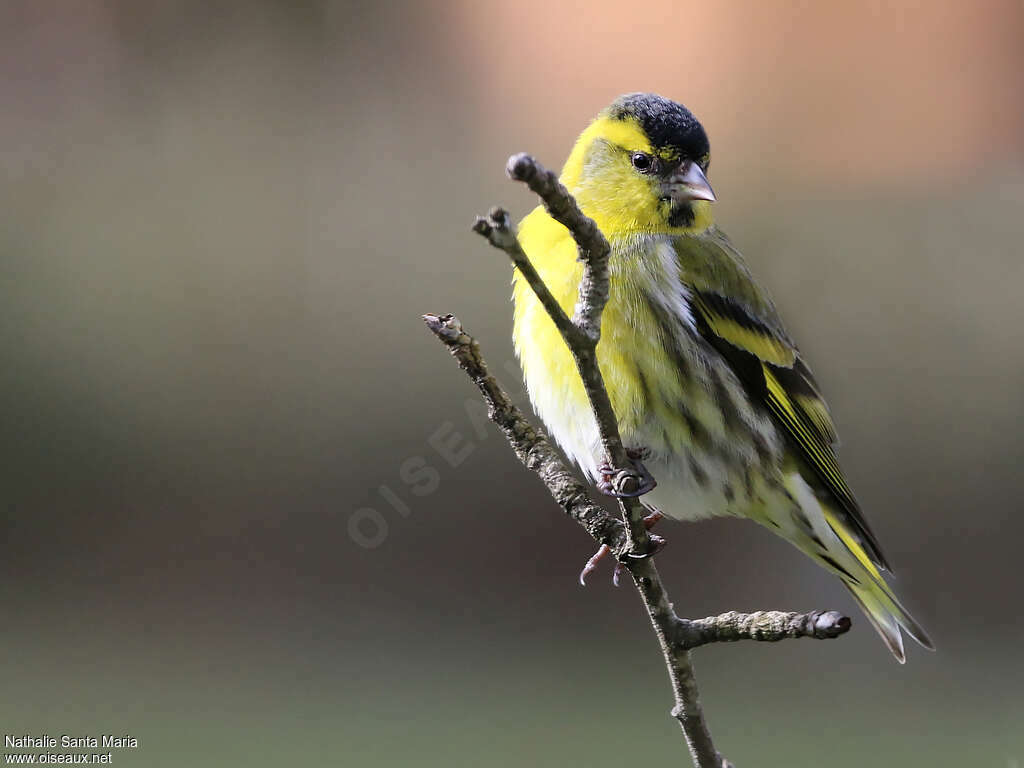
{"left": 678, "top": 231, "right": 890, "bottom": 571}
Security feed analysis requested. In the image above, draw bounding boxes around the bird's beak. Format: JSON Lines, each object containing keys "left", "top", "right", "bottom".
{"left": 665, "top": 162, "right": 716, "bottom": 203}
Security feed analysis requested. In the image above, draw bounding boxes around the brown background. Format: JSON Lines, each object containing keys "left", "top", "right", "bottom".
{"left": 2, "top": 1, "right": 1023, "bottom": 765}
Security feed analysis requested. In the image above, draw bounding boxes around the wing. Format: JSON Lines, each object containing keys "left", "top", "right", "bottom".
{"left": 677, "top": 230, "right": 891, "bottom": 571}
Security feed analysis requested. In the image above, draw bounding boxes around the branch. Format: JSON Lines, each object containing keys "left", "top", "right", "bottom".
{"left": 504, "top": 153, "right": 611, "bottom": 342}
{"left": 471, "top": 208, "right": 578, "bottom": 344}
{"left": 423, "top": 315, "right": 851, "bottom": 768}
{"left": 424, "top": 152, "right": 851, "bottom": 768}
{"left": 422, "top": 312, "right": 630, "bottom": 558}
{"left": 678, "top": 610, "right": 852, "bottom": 650}
{"left": 474, "top": 154, "right": 648, "bottom": 553}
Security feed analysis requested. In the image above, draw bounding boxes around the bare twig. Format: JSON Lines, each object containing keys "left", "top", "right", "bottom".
{"left": 422, "top": 312, "right": 630, "bottom": 557}
{"left": 423, "top": 152, "right": 851, "bottom": 768}
{"left": 504, "top": 153, "right": 611, "bottom": 342}
{"left": 472, "top": 209, "right": 578, "bottom": 344}
{"left": 423, "top": 315, "right": 850, "bottom": 768}
{"left": 679, "top": 610, "right": 852, "bottom": 649}
{"left": 473, "top": 158, "right": 648, "bottom": 553}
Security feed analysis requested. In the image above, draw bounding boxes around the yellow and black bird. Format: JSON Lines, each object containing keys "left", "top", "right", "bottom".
{"left": 512, "top": 92, "right": 932, "bottom": 662}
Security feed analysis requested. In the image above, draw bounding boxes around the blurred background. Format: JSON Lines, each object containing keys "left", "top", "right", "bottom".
{"left": 2, "top": 1, "right": 1023, "bottom": 765}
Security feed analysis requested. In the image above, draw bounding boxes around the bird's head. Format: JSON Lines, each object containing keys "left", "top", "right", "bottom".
{"left": 560, "top": 93, "right": 715, "bottom": 236}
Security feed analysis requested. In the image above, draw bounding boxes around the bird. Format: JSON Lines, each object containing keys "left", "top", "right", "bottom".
{"left": 511, "top": 92, "right": 933, "bottom": 662}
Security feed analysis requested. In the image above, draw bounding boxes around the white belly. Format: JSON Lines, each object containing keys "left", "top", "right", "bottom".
{"left": 641, "top": 454, "right": 739, "bottom": 522}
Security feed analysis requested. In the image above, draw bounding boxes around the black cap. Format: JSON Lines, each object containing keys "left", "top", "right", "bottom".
{"left": 606, "top": 93, "right": 709, "bottom": 161}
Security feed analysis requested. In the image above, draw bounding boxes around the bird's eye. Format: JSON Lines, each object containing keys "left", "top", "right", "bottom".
{"left": 631, "top": 152, "right": 654, "bottom": 173}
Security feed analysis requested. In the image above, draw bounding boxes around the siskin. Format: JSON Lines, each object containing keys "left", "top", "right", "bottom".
{"left": 512, "top": 93, "right": 932, "bottom": 662}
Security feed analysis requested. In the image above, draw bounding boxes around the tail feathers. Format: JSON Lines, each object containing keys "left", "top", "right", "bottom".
{"left": 818, "top": 506, "right": 934, "bottom": 660}
{"left": 844, "top": 580, "right": 906, "bottom": 663}
{"left": 770, "top": 474, "right": 933, "bottom": 662}
{"left": 843, "top": 577, "right": 934, "bottom": 663}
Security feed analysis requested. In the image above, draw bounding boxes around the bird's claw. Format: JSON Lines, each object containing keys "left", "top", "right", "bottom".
{"left": 579, "top": 544, "right": 611, "bottom": 586}
{"left": 579, "top": 510, "right": 666, "bottom": 586}
{"left": 628, "top": 532, "right": 667, "bottom": 559}
{"left": 596, "top": 452, "right": 657, "bottom": 498}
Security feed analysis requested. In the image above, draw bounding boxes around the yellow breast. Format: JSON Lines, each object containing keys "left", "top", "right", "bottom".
{"left": 512, "top": 207, "right": 711, "bottom": 479}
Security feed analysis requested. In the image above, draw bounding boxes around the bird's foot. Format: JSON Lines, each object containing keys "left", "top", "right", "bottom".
{"left": 579, "top": 509, "right": 666, "bottom": 586}
{"left": 579, "top": 544, "right": 614, "bottom": 587}
{"left": 596, "top": 448, "right": 657, "bottom": 498}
